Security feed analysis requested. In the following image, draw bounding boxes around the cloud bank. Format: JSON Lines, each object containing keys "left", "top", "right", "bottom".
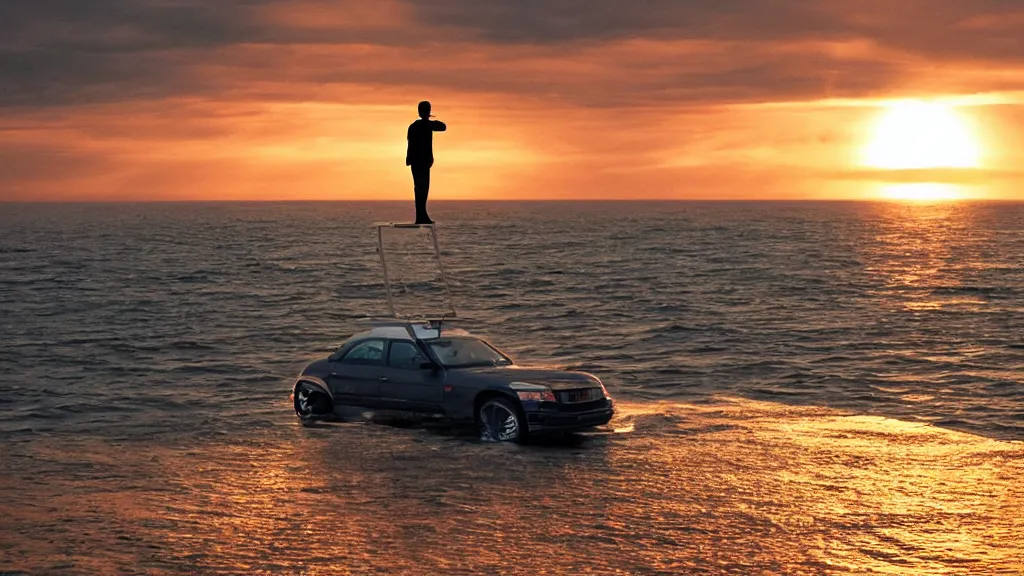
{"left": 2, "top": 1, "right": 1022, "bottom": 199}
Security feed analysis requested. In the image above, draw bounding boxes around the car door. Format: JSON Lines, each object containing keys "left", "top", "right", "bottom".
{"left": 377, "top": 340, "right": 445, "bottom": 413}
{"left": 328, "top": 339, "right": 386, "bottom": 407}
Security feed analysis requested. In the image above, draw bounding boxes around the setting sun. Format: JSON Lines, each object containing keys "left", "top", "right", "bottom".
{"left": 863, "top": 100, "right": 981, "bottom": 170}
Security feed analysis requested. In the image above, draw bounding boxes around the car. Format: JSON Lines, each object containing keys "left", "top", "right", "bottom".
{"left": 290, "top": 321, "right": 614, "bottom": 442}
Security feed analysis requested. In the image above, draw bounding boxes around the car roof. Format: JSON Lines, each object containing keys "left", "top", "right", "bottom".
{"left": 348, "top": 323, "right": 474, "bottom": 343}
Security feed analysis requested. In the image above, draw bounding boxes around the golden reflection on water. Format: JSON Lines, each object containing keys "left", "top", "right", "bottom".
{"left": 864, "top": 200, "right": 993, "bottom": 312}
{"left": 877, "top": 183, "right": 969, "bottom": 202}
{"left": 4, "top": 400, "right": 1019, "bottom": 575}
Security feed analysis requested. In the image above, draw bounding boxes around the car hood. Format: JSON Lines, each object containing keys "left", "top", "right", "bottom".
{"left": 301, "top": 359, "right": 332, "bottom": 378}
{"left": 456, "top": 366, "right": 600, "bottom": 389}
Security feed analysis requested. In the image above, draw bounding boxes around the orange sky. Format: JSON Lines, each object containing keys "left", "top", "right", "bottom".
{"left": 1, "top": 0, "right": 1023, "bottom": 201}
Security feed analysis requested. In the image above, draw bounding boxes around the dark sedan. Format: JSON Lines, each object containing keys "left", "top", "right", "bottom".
{"left": 291, "top": 322, "right": 614, "bottom": 442}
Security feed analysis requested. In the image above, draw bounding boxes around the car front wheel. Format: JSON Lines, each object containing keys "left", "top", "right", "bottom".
{"left": 295, "top": 382, "right": 333, "bottom": 426}
{"left": 478, "top": 397, "right": 524, "bottom": 443}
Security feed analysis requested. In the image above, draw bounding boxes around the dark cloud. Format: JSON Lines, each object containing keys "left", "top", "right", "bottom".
{"left": 0, "top": 0, "right": 267, "bottom": 51}
{"left": 410, "top": 0, "right": 1024, "bottom": 63}
{"left": 831, "top": 0, "right": 1024, "bottom": 63}
{"left": 0, "top": 0, "right": 424, "bottom": 107}
{"left": 410, "top": 0, "right": 843, "bottom": 44}
{"left": 1, "top": 0, "right": 1022, "bottom": 109}
{"left": 0, "top": 48, "right": 216, "bottom": 107}
{"left": 0, "top": 0, "right": 267, "bottom": 106}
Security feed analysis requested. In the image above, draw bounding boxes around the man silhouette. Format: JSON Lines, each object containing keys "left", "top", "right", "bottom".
{"left": 406, "top": 101, "right": 446, "bottom": 224}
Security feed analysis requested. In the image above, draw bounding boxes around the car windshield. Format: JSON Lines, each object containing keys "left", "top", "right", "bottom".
{"left": 427, "top": 337, "right": 512, "bottom": 368}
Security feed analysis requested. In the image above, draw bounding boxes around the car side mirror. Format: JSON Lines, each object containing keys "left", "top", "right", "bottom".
{"left": 420, "top": 361, "right": 437, "bottom": 370}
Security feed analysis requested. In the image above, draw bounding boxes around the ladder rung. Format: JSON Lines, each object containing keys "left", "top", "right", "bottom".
{"left": 372, "top": 222, "right": 434, "bottom": 229}
{"left": 387, "top": 251, "right": 443, "bottom": 257}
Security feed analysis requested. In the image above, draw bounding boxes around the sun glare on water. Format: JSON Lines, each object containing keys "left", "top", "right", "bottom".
{"left": 877, "top": 183, "right": 964, "bottom": 201}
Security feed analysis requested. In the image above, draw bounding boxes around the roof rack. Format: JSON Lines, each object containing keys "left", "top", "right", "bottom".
{"left": 360, "top": 320, "right": 470, "bottom": 341}
{"left": 362, "top": 314, "right": 468, "bottom": 338}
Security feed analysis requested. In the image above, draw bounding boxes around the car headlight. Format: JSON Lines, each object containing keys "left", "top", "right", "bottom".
{"left": 510, "top": 381, "right": 556, "bottom": 402}
{"left": 516, "top": 390, "right": 556, "bottom": 402}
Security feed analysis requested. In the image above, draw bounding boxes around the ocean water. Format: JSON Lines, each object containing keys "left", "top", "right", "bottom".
{"left": 1, "top": 201, "right": 1022, "bottom": 575}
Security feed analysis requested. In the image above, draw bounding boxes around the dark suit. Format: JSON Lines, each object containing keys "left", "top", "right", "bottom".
{"left": 406, "top": 118, "right": 447, "bottom": 223}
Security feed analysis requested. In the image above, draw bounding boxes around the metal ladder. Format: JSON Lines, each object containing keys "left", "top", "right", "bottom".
{"left": 373, "top": 222, "right": 456, "bottom": 319}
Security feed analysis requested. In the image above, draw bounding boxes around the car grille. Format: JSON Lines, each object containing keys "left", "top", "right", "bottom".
{"left": 557, "top": 398, "right": 609, "bottom": 413}
{"left": 558, "top": 388, "right": 604, "bottom": 404}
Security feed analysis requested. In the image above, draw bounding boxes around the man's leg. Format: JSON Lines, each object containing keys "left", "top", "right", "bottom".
{"left": 412, "top": 165, "right": 431, "bottom": 223}
{"left": 421, "top": 166, "right": 431, "bottom": 222}
{"left": 411, "top": 165, "right": 425, "bottom": 222}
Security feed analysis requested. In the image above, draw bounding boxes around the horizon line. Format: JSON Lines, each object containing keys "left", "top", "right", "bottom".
{"left": 3, "top": 198, "right": 1023, "bottom": 204}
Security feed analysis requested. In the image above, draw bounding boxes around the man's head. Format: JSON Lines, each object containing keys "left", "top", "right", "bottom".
{"left": 418, "top": 101, "right": 431, "bottom": 119}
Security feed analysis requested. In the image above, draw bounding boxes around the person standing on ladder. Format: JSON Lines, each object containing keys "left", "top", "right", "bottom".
{"left": 406, "top": 101, "right": 447, "bottom": 225}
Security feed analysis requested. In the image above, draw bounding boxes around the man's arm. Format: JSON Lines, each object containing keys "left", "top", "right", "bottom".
{"left": 431, "top": 120, "right": 447, "bottom": 132}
